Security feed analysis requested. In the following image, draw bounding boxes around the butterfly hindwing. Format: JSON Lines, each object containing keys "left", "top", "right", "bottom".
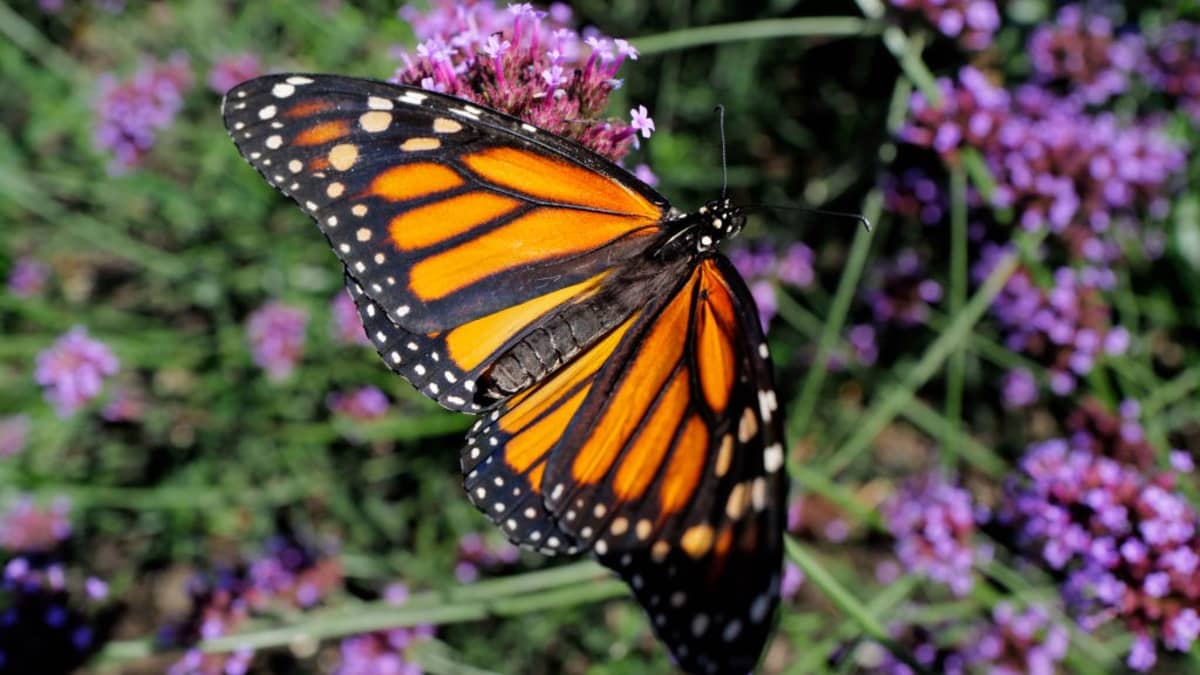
{"left": 472, "top": 256, "right": 786, "bottom": 673}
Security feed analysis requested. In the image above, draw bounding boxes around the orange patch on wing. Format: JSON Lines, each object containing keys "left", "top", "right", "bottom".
{"left": 612, "top": 369, "right": 691, "bottom": 500}
{"left": 370, "top": 163, "right": 463, "bottom": 203}
{"left": 293, "top": 119, "right": 351, "bottom": 146}
{"left": 462, "top": 147, "right": 663, "bottom": 219}
{"left": 500, "top": 312, "right": 638, "bottom": 434}
{"left": 389, "top": 191, "right": 521, "bottom": 251}
{"left": 445, "top": 275, "right": 605, "bottom": 373}
{"left": 570, "top": 284, "right": 693, "bottom": 486}
{"left": 695, "top": 266, "right": 739, "bottom": 415}
{"left": 505, "top": 387, "right": 590, "bottom": 475}
{"left": 658, "top": 414, "right": 709, "bottom": 517}
{"left": 284, "top": 100, "right": 334, "bottom": 118}
{"left": 527, "top": 461, "right": 546, "bottom": 491}
{"left": 409, "top": 207, "right": 652, "bottom": 301}
{"left": 308, "top": 156, "right": 331, "bottom": 171}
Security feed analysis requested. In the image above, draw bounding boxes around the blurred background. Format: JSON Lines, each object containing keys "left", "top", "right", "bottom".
{"left": 2, "top": 0, "right": 1199, "bottom": 673}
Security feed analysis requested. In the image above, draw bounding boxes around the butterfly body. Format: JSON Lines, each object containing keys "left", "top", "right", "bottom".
{"left": 224, "top": 74, "right": 785, "bottom": 675}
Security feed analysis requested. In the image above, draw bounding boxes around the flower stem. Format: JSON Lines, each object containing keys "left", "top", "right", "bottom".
{"left": 634, "top": 17, "right": 881, "bottom": 55}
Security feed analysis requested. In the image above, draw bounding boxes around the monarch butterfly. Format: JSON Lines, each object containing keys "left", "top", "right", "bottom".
{"left": 222, "top": 74, "right": 786, "bottom": 675}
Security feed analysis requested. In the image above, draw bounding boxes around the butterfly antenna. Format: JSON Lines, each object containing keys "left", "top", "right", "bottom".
{"left": 745, "top": 203, "right": 872, "bottom": 232}
{"left": 715, "top": 104, "right": 728, "bottom": 201}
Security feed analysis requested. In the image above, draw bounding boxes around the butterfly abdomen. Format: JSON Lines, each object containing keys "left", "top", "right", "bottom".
{"left": 479, "top": 290, "right": 636, "bottom": 400}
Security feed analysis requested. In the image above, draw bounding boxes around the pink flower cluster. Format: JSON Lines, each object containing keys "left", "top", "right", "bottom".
{"left": 93, "top": 53, "right": 192, "bottom": 173}
{"left": 34, "top": 326, "right": 120, "bottom": 418}
{"left": 392, "top": 1, "right": 652, "bottom": 163}
{"left": 246, "top": 302, "right": 308, "bottom": 381}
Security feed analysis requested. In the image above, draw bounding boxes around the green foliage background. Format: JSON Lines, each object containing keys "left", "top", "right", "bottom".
{"left": 2, "top": 0, "right": 1199, "bottom": 673}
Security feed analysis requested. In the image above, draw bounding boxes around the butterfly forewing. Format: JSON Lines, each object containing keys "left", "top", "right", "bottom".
{"left": 223, "top": 74, "right": 670, "bottom": 411}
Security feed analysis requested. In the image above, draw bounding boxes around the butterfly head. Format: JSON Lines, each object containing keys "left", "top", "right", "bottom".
{"left": 695, "top": 198, "right": 746, "bottom": 252}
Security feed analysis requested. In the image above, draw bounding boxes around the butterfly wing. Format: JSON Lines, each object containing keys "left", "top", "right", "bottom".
{"left": 222, "top": 74, "right": 670, "bottom": 411}
{"left": 468, "top": 255, "right": 787, "bottom": 673}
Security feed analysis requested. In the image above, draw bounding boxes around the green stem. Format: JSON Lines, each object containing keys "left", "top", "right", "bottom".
{"left": 821, "top": 231, "right": 1044, "bottom": 475}
{"left": 897, "top": 395, "right": 1006, "bottom": 477}
{"left": 634, "top": 17, "right": 881, "bottom": 55}
{"left": 790, "top": 191, "right": 881, "bottom": 437}
{"left": 786, "top": 539, "right": 931, "bottom": 675}
{"left": 943, "top": 165, "right": 968, "bottom": 469}
{"left": 96, "top": 562, "right": 618, "bottom": 665}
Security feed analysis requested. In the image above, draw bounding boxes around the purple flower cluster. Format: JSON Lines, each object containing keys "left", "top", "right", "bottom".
{"left": 994, "top": 89, "right": 1184, "bottom": 253}
{"left": 1028, "top": 5, "right": 1140, "bottom": 105}
{"left": 901, "top": 64, "right": 1185, "bottom": 260}
{"left": 862, "top": 248, "right": 943, "bottom": 328}
{"left": 334, "top": 583, "right": 434, "bottom": 675}
{"left": 162, "top": 538, "right": 343, "bottom": 674}
{"left": 728, "top": 242, "right": 815, "bottom": 329}
{"left": 1141, "top": 22, "right": 1200, "bottom": 122}
{"left": 246, "top": 302, "right": 307, "bottom": 381}
{"left": 34, "top": 326, "right": 120, "bottom": 418}
{"left": 1, "top": 561, "right": 110, "bottom": 673}
{"left": 328, "top": 386, "right": 390, "bottom": 421}
{"left": 881, "top": 473, "right": 985, "bottom": 596}
{"left": 207, "top": 53, "right": 262, "bottom": 95}
{"left": 881, "top": 169, "right": 946, "bottom": 225}
{"left": 0, "top": 496, "right": 110, "bottom": 672}
{"left": 331, "top": 291, "right": 370, "bottom": 346}
{"left": 93, "top": 53, "right": 192, "bottom": 173}
{"left": 1001, "top": 436, "right": 1200, "bottom": 670}
{"left": 454, "top": 532, "right": 519, "bottom": 584}
{"left": 876, "top": 603, "right": 1069, "bottom": 674}
{"left": 0, "top": 415, "right": 31, "bottom": 458}
{"left": 886, "top": 0, "right": 1000, "bottom": 51}
{"left": 975, "top": 247, "right": 1128, "bottom": 396}
{"left": 392, "top": 1, "right": 651, "bottom": 162}
{"left": 7, "top": 257, "right": 48, "bottom": 298}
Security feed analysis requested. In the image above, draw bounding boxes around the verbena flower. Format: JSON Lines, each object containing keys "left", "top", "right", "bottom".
{"left": 7, "top": 257, "right": 48, "bottom": 298}
{"left": 1000, "top": 435, "right": 1200, "bottom": 669}
{"left": 93, "top": 53, "right": 192, "bottom": 173}
{"left": 334, "top": 583, "right": 434, "bottom": 675}
{"left": 882, "top": 169, "right": 946, "bottom": 225}
{"left": 330, "top": 291, "right": 370, "bottom": 346}
{"left": 886, "top": 0, "right": 1001, "bottom": 51}
{"left": 392, "top": 0, "right": 651, "bottom": 163}
{"left": 161, "top": 537, "right": 343, "bottom": 674}
{"left": 0, "top": 415, "right": 31, "bottom": 459}
{"left": 899, "top": 66, "right": 1009, "bottom": 159}
{"left": 882, "top": 473, "right": 986, "bottom": 596}
{"left": 861, "top": 248, "right": 943, "bottom": 328}
{"left": 207, "top": 53, "right": 262, "bottom": 95}
{"left": 0, "top": 497, "right": 72, "bottom": 553}
{"left": 729, "top": 242, "right": 815, "bottom": 329}
{"left": 1001, "top": 368, "right": 1038, "bottom": 408}
{"left": 34, "top": 326, "right": 119, "bottom": 418}
{"left": 974, "top": 247, "right": 1128, "bottom": 396}
{"left": 328, "top": 386, "right": 389, "bottom": 421}
{"left": 454, "top": 532, "right": 519, "bottom": 584}
{"left": 246, "top": 302, "right": 307, "bottom": 381}
{"left": 1028, "top": 5, "right": 1141, "bottom": 105}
